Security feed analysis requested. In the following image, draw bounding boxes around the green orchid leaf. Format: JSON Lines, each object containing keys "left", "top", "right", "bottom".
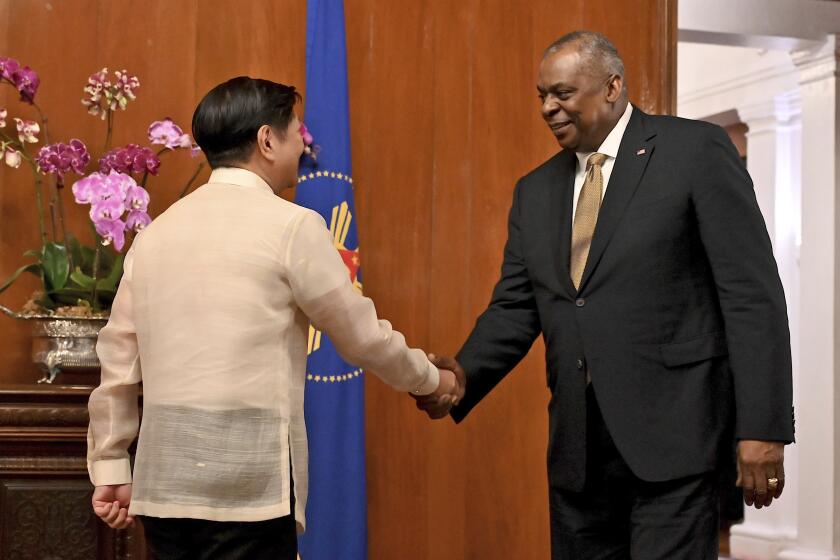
{"left": 97, "top": 253, "right": 125, "bottom": 292}
{"left": 69, "top": 269, "right": 96, "bottom": 289}
{"left": 0, "top": 262, "right": 41, "bottom": 294}
{"left": 67, "top": 234, "right": 84, "bottom": 270}
{"left": 36, "top": 291, "right": 56, "bottom": 310}
{"left": 49, "top": 287, "right": 97, "bottom": 307}
{"left": 96, "top": 289, "right": 117, "bottom": 307}
{"left": 79, "top": 246, "right": 96, "bottom": 275}
{"left": 79, "top": 244, "right": 114, "bottom": 277}
{"left": 51, "top": 293, "right": 85, "bottom": 306}
{"left": 41, "top": 242, "right": 70, "bottom": 292}
{"left": 99, "top": 246, "right": 116, "bottom": 272}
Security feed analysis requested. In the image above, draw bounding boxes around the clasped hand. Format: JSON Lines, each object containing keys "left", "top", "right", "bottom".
{"left": 92, "top": 483, "right": 135, "bottom": 529}
{"left": 412, "top": 354, "right": 466, "bottom": 419}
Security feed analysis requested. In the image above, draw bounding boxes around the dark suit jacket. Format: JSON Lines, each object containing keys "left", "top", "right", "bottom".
{"left": 451, "top": 106, "right": 795, "bottom": 492}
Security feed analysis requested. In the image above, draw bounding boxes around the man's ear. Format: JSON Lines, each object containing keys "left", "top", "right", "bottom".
{"left": 256, "top": 124, "right": 274, "bottom": 160}
{"left": 605, "top": 74, "right": 623, "bottom": 103}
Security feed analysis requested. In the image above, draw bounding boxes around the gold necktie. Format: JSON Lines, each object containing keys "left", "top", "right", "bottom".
{"left": 570, "top": 152, "right": 608, "bottom": 290}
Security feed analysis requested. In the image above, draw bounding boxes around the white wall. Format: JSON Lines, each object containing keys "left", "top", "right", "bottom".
{"left": 679, "top": 1, "right": 840, "bottom": 558}
{"left": 678, "top": 43, "right": 797, "bottom": 122}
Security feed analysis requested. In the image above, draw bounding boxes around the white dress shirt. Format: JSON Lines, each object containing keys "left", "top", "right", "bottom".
{"left": 571, "top": 103, "right": 634, "bottom": 224}
{"left": 87, "top": 167, "right": 440, "bottom": 530}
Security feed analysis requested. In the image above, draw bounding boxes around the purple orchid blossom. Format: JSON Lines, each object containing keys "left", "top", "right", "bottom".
{"left": 125, "top": 184, "right": 150, "bottom": 212}
{"left": 100, "top": 144, "right": 160, "bottom": 176}
{"left": 0, "top": 57, "right": 40, "bottom": 103}
{"left": 94, "top": 218, "right": 127, "bottom": 252}
{"left": 36, "top": 139, "right": 90, "bottom": 178}
{"left": 90, "top": 197, "right": 126, "bottom": 222}
{"left": 71, "top": 171, "right": 148, "bottom": 252}
{"left": 125, "top": 210, "right": 152, "bottom": 232}
{"left": 148, "top": 117, "right": 200, "bottom": 156}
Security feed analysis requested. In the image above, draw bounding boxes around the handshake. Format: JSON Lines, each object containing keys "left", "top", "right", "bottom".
{"left": 413, "top": 354, "right": 467, "bottom": 420}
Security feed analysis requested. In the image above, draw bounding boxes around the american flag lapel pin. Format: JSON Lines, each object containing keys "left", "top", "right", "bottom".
{"left": 636, "top": 148, "right": 646, "bottom": 156}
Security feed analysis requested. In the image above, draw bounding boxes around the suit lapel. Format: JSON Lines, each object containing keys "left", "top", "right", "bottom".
{"left": 548, "top": 149, "right": 578, "bottom": 298}
{"left": 578, "top": 108, "right": 656, "bottom": 292}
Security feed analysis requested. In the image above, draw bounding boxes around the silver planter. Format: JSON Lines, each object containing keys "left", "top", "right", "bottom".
{"left": 0, "top": 306, "right": 107, "bottom": 383}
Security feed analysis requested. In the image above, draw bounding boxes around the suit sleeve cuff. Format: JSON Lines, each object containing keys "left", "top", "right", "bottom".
{"left": 411, "top": 363, "right": 440, "bottom": 396}
{"left": 90, "top": 459, "right": 133, "bottom": 486}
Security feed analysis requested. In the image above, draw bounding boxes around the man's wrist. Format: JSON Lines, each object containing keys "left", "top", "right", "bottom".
{"left": 90, "top": 458, "right": 132, "bottom": 486}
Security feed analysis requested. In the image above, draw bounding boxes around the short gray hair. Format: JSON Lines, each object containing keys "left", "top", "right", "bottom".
{"left": 544, "top": 31, "right": 625, "bottom": 80}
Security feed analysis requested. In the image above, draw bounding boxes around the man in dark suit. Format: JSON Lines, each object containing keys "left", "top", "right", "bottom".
{"left": 417, "top": 31, "right": 794, "bottom": 558}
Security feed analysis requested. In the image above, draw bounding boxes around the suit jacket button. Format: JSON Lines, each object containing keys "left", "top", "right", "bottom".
{"left": 575, "top": 298, "right": 585, "bottom": 307}
{"left": 576, "top": 359, "right": 584, "bottom": 370}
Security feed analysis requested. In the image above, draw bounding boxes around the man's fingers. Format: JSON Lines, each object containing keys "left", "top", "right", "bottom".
{"left": 775, "top": 476, "right": 785, "bottom": 499}
{"left": 752, "top": 471, "right": 768, "bottom": 509}
{"left": 428, "top": 354, "right": 459, "bottom": 373}
{"left": 767, "top": 465, "right": 784, "bottom": 500}
{"left": 415, "top": 397, "right": 440, "bottom": 411}
{"left": 418, "top": 401, "right": 452, "bottom": 419}
{"left": 110, "top": 507, "right": 128, "bottom": 528}
{"left": 113, "top": 508, "right": 133, "bottom": 529}
{"left": 773, "top": 464, "right": 785, "bottom": 499}
{"left": 93, "top": 502, "right": 112, "bottom": 518}
{"left": 414, "top": 395, "right": 436, "bottom": 405}
{"left": 410, "top": 384, "right": 453, "bottom": 419}
{"left": 103, "top": 502, "right": 120, "bottom": 524}
{"left": 426, "top": 404, "right": 452, "bottom": 419}
{"left": 428, "top": 408, "right": 450, "bottom": 420}
{"left": 741, "top": 470, "right": 755, "bottom": 507}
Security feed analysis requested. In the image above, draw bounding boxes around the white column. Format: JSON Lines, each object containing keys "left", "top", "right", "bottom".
{"left": 729, "top": 92, "right": 803, "bottom": 560}
{"left": 775, "top": 36, "right": 840, "bottom": 560}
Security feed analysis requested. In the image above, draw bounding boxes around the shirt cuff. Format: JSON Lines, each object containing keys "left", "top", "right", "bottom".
{"left": 411, "top": 362, "right": 440, "bottom": 396}
{"left": 90, "top": 458, "right": 133, "bottom": 486}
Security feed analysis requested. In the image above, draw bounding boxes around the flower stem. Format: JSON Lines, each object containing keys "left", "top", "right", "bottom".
{"left": 48, "top": 189, "right": 58, "bottom": 240}
{"left": 1, "top": 131, "right": 46, "bottom": 243}
{"left": 33, "top": 101, "right": 69, "bottom": 253}
{"left": 104, "top": 110, "right": 114, "bottom": 153}
{"left": 29, "top": 162, "right": 48, "bottom": 245}
{"left": 179, "top": 162, "right": 206, "bottom": 199}
{"left": 32, "top": 102, "right": 49, "bottom": 145}
{"left": 141, "top": 147, "right": 169, "bottom": 189}
{"left": 0, "top": 131, "right": 31, "bottom": 160}
{"left": 55, "top": 176, "right": 70, "bottom": 269}
{"left": 91, "top": 242, "right": 101, "bottom": 312}
{"left": 18, "top": 140, "right": 51, "bottom": 245}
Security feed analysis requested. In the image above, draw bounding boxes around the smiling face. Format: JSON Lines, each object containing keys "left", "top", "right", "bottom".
{"left": 537, "top": 43, "right": 625, "bottom": 153}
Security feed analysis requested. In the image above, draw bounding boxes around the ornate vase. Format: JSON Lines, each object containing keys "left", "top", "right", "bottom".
{"left": 0, "top": 305, "right": 107, "bottom": 384}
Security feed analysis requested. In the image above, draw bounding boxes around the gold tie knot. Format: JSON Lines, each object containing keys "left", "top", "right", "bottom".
{"left": 587, "top": 152, "right": 608, "bottom": 170}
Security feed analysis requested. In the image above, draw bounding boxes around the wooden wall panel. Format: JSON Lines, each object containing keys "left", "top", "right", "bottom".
{"left": 349, "top": 1, "right": 676, "bottom": 558}
{"left": 0, "top": 0, "right": 675, "bottom": 557}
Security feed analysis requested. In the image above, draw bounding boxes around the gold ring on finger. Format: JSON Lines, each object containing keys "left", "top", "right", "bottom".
{"left": 767, "top": 477, "right": 780, "bottom": 490}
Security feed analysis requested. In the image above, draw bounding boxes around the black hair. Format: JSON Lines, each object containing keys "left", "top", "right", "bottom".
{"left": 192, "top": 76, "right": 301, "bottom": 168}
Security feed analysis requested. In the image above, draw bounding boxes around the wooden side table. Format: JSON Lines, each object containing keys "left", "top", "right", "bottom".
{"left": 0, "top": 384, "right": 147, "bottom": 560}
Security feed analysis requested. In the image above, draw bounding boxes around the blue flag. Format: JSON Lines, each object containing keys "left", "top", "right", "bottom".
{"left": 295, "top": 1, "right": 367, "bottom": 558}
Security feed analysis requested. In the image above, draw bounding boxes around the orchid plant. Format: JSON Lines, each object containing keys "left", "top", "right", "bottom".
{"left": 0, "top": 60, "right": 203, "bottom": 315}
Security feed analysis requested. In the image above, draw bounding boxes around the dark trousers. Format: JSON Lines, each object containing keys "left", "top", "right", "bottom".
{"left": 140, "top": 514, "right": 297, "bottom": 560}
{"left": 141, "top": 473, "right": 297, "bottom": 560}
{"left": 549, "top": 387, "right": 719, "bottom": 560}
